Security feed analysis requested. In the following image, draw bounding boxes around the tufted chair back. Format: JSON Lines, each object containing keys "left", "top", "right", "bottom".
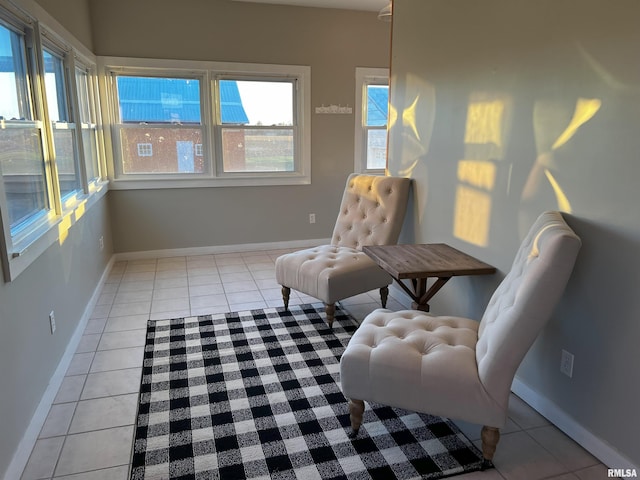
{"left": 476, "top": 211, "right": 581, "bottom": 408}
{"left": 330, "top": 174, "right": 411, "bottom": 250}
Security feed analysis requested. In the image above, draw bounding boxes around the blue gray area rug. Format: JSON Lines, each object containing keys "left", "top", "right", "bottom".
{"left": 131, "top": 303, "right": 485, "bottom": 479}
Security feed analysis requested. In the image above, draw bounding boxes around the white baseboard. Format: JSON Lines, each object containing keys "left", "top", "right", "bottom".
{"left": 113, "top": 238, "right": 332, "bottom": 261}
{"left": 511, "top": 377, "right": 637, "bottom": 471}
{"left": 3, "top": 255, "right": 116, "bottom": 480}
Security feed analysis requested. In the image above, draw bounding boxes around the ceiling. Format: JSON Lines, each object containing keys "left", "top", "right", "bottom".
{"left": 231, "top": 0, "right": 389, "bottom": 12}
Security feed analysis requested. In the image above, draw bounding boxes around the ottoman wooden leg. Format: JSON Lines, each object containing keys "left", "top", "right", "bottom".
{"left": 282, "top": 286, "right": 291, "bottom": 310}
{"left": 480, "top": 426, "right": 500, "bottom": 469}
{"left": 325, "top": 303, "right": 335, "bottom": 328}
{"left": 348, "top": 399, "right": 365, "bottom": 438}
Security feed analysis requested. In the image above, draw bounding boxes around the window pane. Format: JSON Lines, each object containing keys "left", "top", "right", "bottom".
{"left": 116, "top": 76, "right": 201, "bottom": 124}
{"left": 43, "top": 50, "right": 68, "bottom": 122}
{"left": 0, "top": 127, "right": 48, "bottom": 232}
{"left": 366, "top": 129, "right": 387, "bottom": 170}
{"left": 82, "top": 127, "right": 99, "bottom": 180}
{"left": 76, "top": 68, "right": 100, "bottom": 182}
{"left": 119, "top": 127, "right": 204, "bottom": 174}
{"left": 366, "top": 85, "right": 388, "bottom": 127}
{"left": 0, "top": 24, "right": 29, "bottom": 120}
{"left": 221, "top": 128, "right": 294, "bottom": 172}
{"left": 220, "top": 80, "right": 293, "bottom": 126}
{"left": 75, "top": 68, "right": 91, "bottom": 122}
{"left": 53, "top": 127, "right": 79, "bottom": 195}
{"left": 44, "top": 49, "right": 81, "bottom": 197}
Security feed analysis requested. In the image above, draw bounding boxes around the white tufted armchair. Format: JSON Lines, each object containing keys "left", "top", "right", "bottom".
{"left": 340, "top": 211, "right": 581, "bottom": 467}
{"left": 275, "top": 174, "right": 411, "bottom": 327}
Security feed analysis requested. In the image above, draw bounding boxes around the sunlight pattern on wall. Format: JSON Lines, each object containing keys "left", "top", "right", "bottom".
{"left": 523, "top": 97, "right": 601, "bottom": 216}
{"left": 387, "top": 74, "right": 436, "bottom": 179}
{"left": 454, "top": 94, "right": 510, "bottom": 247}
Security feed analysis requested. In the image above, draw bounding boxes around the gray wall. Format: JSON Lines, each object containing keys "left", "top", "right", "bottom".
{"left": 388, "top": 0, "right": 640, "bottom": 466}
{"left": 0, "top": 195, "right": 113, "bottom": 475}
{"left": 88, "top": 0, "right": 391, "bottom": 253}
{"left": 34, "top": 0, "right": 93, "bottom": 50}
{"left": 0, "top": 1, "right": 112, "bottom": 476}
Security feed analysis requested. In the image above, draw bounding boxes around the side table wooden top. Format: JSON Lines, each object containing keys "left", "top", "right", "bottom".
{"left": 363, "top": 243, "right": 496, "bottom": 279}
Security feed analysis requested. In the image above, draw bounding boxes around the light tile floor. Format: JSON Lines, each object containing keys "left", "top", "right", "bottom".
{"left": 20, "top": 250, "right": 613, "bottom": 479}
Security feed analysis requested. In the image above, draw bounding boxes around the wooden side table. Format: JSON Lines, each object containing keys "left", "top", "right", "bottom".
{"left": 363, "top": 243, "right": 496, "bottom": 311}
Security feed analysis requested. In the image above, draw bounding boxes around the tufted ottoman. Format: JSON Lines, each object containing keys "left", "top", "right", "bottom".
{"left": 275, "top": 245, "right": 393, "bottom": 325}
{"left": 275, "top": 173, "right": 411, "bottom": 327}
{"left": 340, "top": 308, "right": 507, "bottom": 467}
{"left": 340, "top": 308, "right": 507, "bottom": 429}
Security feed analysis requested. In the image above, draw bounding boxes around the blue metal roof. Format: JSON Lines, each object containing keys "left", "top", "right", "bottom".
{"left": 367, "top": 85, "right": 389, "bottom": 126}
{"left": 116, "top": 76, "right": 249, "bottom": 124}
{"left": 0, "top": 56, "right": 13, "bottom": 72}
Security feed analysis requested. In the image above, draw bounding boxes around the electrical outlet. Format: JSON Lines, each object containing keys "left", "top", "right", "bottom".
{"left": 309, "top": 213, "right": 316, "bottom": 224}
{"left": 560, "top": 349, "right": 574, "bottom": 377}
{"left": 99, "top": 235, "right": 104, "bottom": 251}
{"left": 49, "top": 311, "right": 56, "bottom": 334}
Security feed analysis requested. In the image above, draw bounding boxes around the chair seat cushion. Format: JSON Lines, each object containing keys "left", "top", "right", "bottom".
{"left": 275, "top": 245, "right": 392, "bottom": 304}
{"left": 340, "top": 309, "right": 508, "bottom": 428}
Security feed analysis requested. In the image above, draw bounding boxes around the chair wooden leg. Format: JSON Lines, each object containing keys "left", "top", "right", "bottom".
{"left": 480, "top": 426, "right": 500, "bottom": 469}
{"left": 282, "top": 286, "right": 291, "bottom": 310}
{"left": 325, "top": 303, "right": 335, "bottom": 328}
{"left": 348, "top": 399, "right": 365, "bottom": 438}
{"left": 380, "top": 286, "right": 389, "bottom": 308}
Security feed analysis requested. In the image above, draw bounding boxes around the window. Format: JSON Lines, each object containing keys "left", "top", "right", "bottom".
{"left": 355, "top": 67, "right": 389, "bottom": 174}
{"left": 217, "top": 78, "right": 295, "bottom": 173}
{"left": 75, "top": 64, "right": 101, "bottom": 185}
{"left": 43, "top": 47, "right": 82, "bottom": 200}
{"left": 137, "top": 143, "right": 153, "bottom": 157}
{"left": 101, "top": 57, "right": 310, "bottom": 188}
{"left": 0, "top": 6, "right": 105, "bottom": 281}
{"left": 114, "top": 75, "right": 205, "bottom": 175}
{"left": 0, "top": 20, "right": 51, "bottom": 239}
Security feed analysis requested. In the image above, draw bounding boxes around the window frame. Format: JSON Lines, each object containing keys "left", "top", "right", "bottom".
{"left": 41, "top": 41, "right": 85, "bottom": 204}
{"left": 0, "top": 4, "right": 107, "bottom": 282}
{"left": 99, "top": 57, "right": 311, "bottom": 189}
{"left": 214, "top": 75, "right": 298, "bottom": 177}
{"left": 354, "top": 67, "right": 389, "bottom": 175}
{"left": 74, "top": 60, "right": 104, "bottom": 192}
{"left": 109, "top": 69, "right": 209, "bottom": 179}
{"left": 0, "top": 16, "right": 58, "bottom": 257}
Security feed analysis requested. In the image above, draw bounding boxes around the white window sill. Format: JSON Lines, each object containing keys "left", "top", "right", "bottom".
{"left": 107, "top": 174, "right": 310, "bottom": 190}
{"left": 2, "top": 182, "right": 109, "bottom": 282}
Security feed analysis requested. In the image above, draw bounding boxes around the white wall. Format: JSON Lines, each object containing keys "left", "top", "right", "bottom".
{"left": 388, "top": 0, "right": 640, "bottom": 467}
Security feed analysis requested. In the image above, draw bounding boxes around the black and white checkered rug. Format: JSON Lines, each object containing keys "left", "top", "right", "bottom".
{"left": 131, "top": 303, "right": 485, "bottom": 479}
